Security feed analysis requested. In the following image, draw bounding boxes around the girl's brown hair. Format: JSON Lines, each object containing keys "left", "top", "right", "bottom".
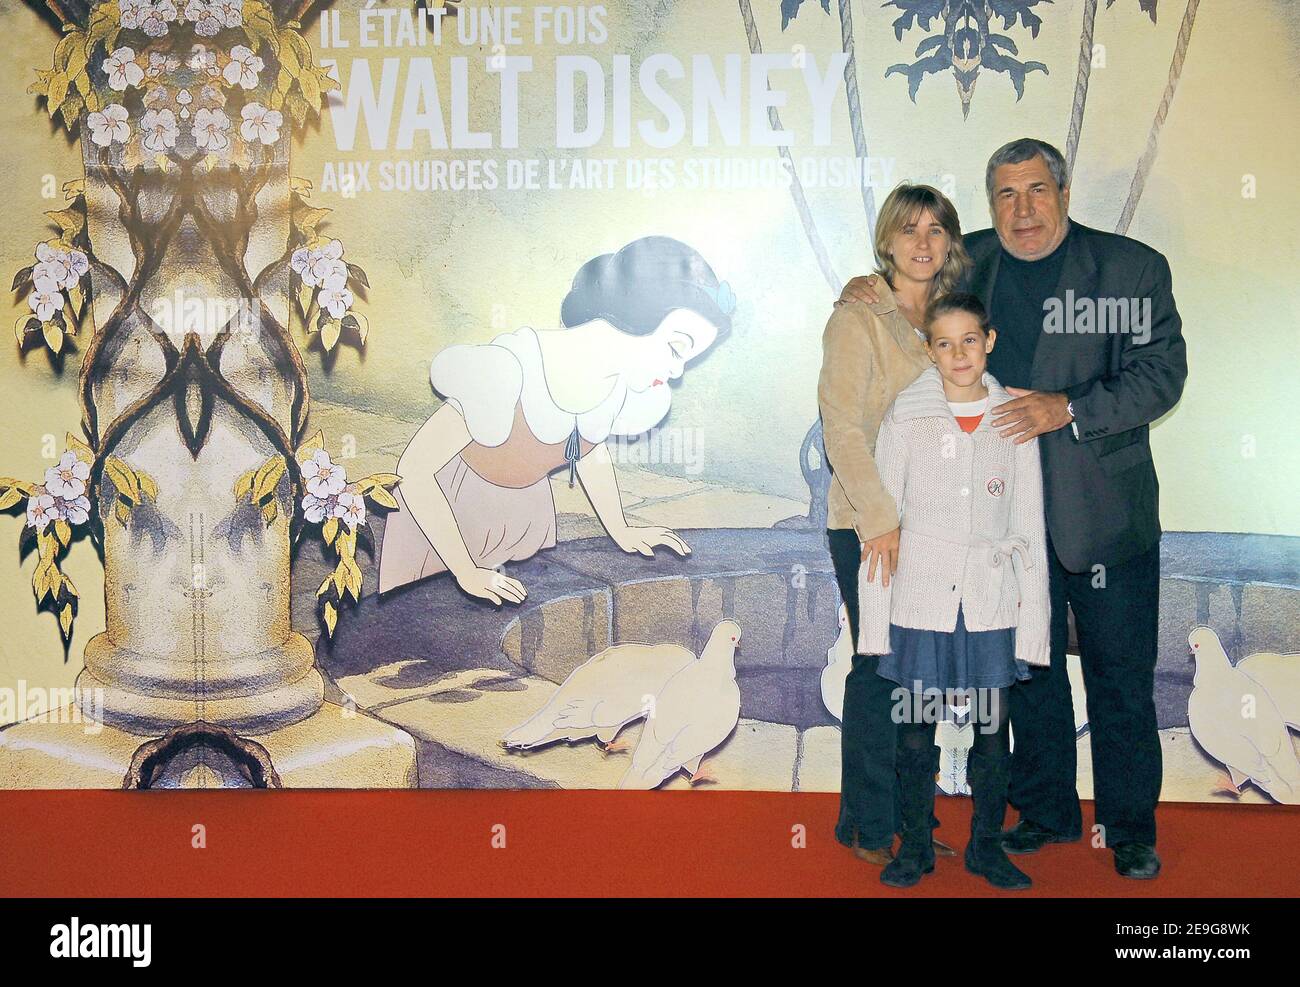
{"left": 873, "top": 183, "right": 972, "bottom": 300}
{"left": 922, "top": 292, "right": 991, "bottom": 341}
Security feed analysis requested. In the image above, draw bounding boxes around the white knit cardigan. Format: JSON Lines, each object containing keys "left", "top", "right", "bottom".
{"left": 857, "top": 366, "right": 1051, "bottom": 666}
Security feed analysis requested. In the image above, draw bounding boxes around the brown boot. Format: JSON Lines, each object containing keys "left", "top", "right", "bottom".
{"left": 852, "top": 844, "right": 895, "bottom": 865}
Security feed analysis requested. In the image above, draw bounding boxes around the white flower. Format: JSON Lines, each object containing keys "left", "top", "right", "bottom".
{"left": 45, "top": 453, "right": 90, "bottom": 500}
{"left": 300, "top": 449, "right": 346, "bottom": 498}
{"left": 28, "top": 275, "right": 64, "bottom": 322}
{"left": 104, "top": 48, "right": 145, "bottom": 92}
{"left": 185, "top": 0, "right": 222, "bottom": 37}
{"left": 87, "top": 102, "right": 131, "bottom": 147}
{"left": 301, "top": 493, "right": 331, "bottom": 524}
{"left": 292, "top": 240, "right": 345, "bottom": 288}
{"left": 140, "top": 109, "right": 179, "bottom": 153}
{"left": 119, "top": 0, "right": 148, "bottom": 30}
{"left": 147, "top": 51, "right": 180, "bottom": 77}
{"left": 141, "top": 1, "right": 178, "bottom": 37}
{"left": 239, "top": 102, "right": 282, "bottom": 145}
{"left": 176, "top": 88, "right": 193, "bottom": 120}
{"left": 58, "top": 494, "right": 92, "bottom": 526}
{"left": 192, "top": 107, "right": 231, "bottom": 151}
{"left": 319, "top": 271, "right": 354, "bottom": 320}
{"left": 188, "top": 45, "right": 220, "bottom": 77}
{"left": 333, "top": 491, "right": 366, "bottom": 529}
{"left": 26, "top": 493, "right": 57, "bottom": 531}
{"left": 223, "top": 44, "right": 263, "bottom": 90}
{"left": 144, "top": 86, "right": 169, "bottom": 107}
{"left": 34, "top": 243, "right": 89, "bottom": 290}
{"left": 211, "top": 0, "right": 244, "bottom": 29}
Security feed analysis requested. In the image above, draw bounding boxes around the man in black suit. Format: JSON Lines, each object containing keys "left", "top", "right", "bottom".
{"left": 839, "top": 138, "right": 1187, "bottom": 878}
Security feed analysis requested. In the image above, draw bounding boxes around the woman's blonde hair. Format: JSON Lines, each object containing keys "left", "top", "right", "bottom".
{"left": 873, "top": 183, "right": 971, "bottom": 299}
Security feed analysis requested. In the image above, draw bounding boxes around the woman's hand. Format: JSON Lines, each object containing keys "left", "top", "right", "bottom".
{"left": 860, "top": 527, "right": 900, "bottom": 587}
{"left": 454, "top": 566, "right": 528, "bottom": 606}
{"left": 611, "top": 524, "right": 692, "bottom": 558}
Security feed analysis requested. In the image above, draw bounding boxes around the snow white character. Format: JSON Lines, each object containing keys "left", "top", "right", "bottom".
{"left": 377, "top": 236, "right": 735, "bottom": 606}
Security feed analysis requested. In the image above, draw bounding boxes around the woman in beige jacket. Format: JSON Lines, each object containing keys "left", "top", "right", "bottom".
{"left": 817, "top": 184, "right": 971, "bottom": 866}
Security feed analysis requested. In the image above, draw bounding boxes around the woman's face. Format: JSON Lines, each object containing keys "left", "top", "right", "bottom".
{"left": 624, "top": 308, "right": 720, "bottom": 393}
{"left": 888, "top": 208, "right": 951, "bottom": 287}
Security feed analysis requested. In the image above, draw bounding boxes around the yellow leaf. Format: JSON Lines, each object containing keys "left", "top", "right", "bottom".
{"left": 83, "top": 88, "right": 101, "bottom": 114}
{"left": 317, "top": 574, "right": 333, "bottom": 598}
{"left": 322, "top": 515, "right": 338, "bottom": 545}
{"left": 253, "top": 456, "right": 286, "bottom": 501}
{"left": 0, "top": 488, "right": 21, "bottom": 511}
{"left": 351, "top": 310, "right": 369, "bottom": 345}
{"left": 59, "top": 603, "right": 74, "bottom": 639}
{"left": 54, "top": 518, "right": 71, "bottom": 547}
{"left": 42, "top": 321, "right": 64, "bottom": 354}
{"left": 321, "top": 318, "right": 341, "bottom": 352}
{"left": 33, "top": 561, "right": 51, "bottom": 602}
{"left": 62, "top": 572, "right": 77, "bottom": 598}
{"left": 68, "top": 282, "right": 84, "bottom": 319}
{"left": 136, "top": 471, "right": 158, "bottom": 502}
{"left": 14, "top": 314, "right": 36, "bottom": 345}
{"left": 297, "top": 279, "right": 313, "bottom": 317}
{"left": 292, "top": 205, "right": 331, "bottom": 237}
{"left": 299, "top": 65, "right": 320, "bottom": 108}
{"left": 38, "top": 529, "right": 57, "bottom": 562}
{"left": 354, "top": 473, "right": 400, "bottom": 494}
{"left": 261, "top": 500, "right": 277, "bottom": 526}
{"left": 367, "top": 487, "right": 399, "bottom": 510}
{"left": 66, "top": 36, "right": 90, "bottom": 84}
{"left": 344, "top": 558, "right": 363, "bottom": 599}
{"left": 44, "top": 207, "right": 83, "bottom": 237}
{"left": 155, "top": 154, "right": 169, "bottom": 173}
{"left": 295, "top": 430, "right": 324, "bottom": 461}
{"left": 290, "top": 175, "right": 313, "bottom": 195}
{"left": 65, "top": 432, "right": 94, "bottom": 464}
{"left": 62, "top": 179, "right": 85, "bottom": 200}
{"left": 47, "top": 72, "right": 70, "bottom": 115}
{"left": 104, "top": 456, "right": 139, "bottom": 503}
{"left": 205, "top": 153, "right": 218, "bottom": 174}
{"left": 114, "top": 501, "right": 131, "bottom": 527}
{"left": 234, "top": 468, "right": 256, "bottom": 500}
{"left": 323, "top": 601, "right": 337, "bottom": 636}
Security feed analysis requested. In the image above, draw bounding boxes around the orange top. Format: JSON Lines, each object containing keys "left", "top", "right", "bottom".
{"left": 955, "top": 414, "right": 983, "bottom": 434}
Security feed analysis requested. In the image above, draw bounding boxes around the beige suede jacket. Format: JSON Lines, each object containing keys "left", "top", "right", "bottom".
{"left": 817, "top": 281, "right": 931, "bottom": 542}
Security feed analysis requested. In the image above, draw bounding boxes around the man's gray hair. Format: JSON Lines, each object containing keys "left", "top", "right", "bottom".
{"left": 985, "top": 138, "right": 1070, "bottom": 205}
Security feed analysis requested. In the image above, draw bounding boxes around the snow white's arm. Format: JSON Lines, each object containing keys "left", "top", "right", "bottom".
{"left": 394, "top": 403, "right": 478, "bottom": 582}
{"left": 576, "top": 444, "right": 690, "bottom": 557}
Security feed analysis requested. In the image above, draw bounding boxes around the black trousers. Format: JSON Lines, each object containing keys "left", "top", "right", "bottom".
{"left": 827, "top": 528, "right": 902, "bottom": 850}
{"left": 1008, "top": 536, "right": 1163, "bottom": 846}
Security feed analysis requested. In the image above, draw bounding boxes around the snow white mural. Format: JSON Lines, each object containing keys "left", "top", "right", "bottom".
{"left": 377, "top": 236, "right": 735, "bottom": 606}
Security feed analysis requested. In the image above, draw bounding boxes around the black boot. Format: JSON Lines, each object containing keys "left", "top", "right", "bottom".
{"left": 880, "top": 744, "right": 938, "bottom": 889}
{"left": 965, "top": 751, "right": 1032, "bottom": 891}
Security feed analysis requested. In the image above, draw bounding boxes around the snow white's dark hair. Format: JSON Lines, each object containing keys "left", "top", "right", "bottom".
{"left": 560, "top": 236, "right": 735, "bottom": 338}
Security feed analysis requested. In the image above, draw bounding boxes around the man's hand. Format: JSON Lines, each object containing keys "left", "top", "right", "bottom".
{"left": 860, "top": 526, "right": 900, "bottom": 587}
{"left": 992, "top": 387, "right": 1072, "bottom": 443}
{"left": 837, "top": 274, "right": 883, "bottom": 308}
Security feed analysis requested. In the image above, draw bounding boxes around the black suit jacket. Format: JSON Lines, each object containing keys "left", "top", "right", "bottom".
{"left": 961, "top": 222, "right": 1187, "bottom": 573}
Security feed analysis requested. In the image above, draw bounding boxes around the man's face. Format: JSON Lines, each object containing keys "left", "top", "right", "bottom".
{"left": 991, "top": 155, "right": 1070, "bottom": 261}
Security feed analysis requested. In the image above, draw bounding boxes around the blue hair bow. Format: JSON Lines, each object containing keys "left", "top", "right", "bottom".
{"left": 710, "top": 280, "right": 737, "bottom": 316}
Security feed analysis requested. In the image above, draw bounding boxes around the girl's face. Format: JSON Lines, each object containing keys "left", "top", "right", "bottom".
{"left": 926, "top": 311, "right": 996, "bottom": 389}
{"left": 625, "top": 308, "right": 720, "bottom": 392}
{"left": 889, "top": 208, "right": 951, "bottom": 287}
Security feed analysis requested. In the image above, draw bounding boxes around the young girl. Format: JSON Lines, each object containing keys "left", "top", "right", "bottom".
{"left": 858, "top": 293, "right": 1051, "bottom": 890}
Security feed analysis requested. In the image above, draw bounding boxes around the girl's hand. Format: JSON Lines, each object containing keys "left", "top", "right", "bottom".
{"left": 860, "top": 527, "right": 900, "bottom": 587}
{"left": 611, "top": 524, "right": 692, "bottom": 559}
{"left": 454, "top": 566, "right": 528, "bottom": 606}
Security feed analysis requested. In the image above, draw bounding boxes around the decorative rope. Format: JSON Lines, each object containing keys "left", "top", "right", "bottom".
{"left": 837, "top": 0, "right": 877, "bottom": 242}
{"left": 737, "top": 0, "right": 843, "bottom": 296}
{"left": 1116, "top": 0, "right": 1200, "bottom": 235}
{"left": 1064, "top": 0, "right": 1099, "bottom": 176}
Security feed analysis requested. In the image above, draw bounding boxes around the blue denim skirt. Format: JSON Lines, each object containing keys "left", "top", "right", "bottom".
{"left": 876, "top": 604, "right": 1030, "bottom": 693}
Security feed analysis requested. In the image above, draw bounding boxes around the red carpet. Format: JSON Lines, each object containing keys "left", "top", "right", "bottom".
{"left": 0, "top": 790, "right": 1294, "bottom": 897}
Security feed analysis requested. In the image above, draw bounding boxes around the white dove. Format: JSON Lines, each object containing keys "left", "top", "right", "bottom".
{"left": 821, "top": 604, "right": 853, "bottom": 721}
{"left": 1187, "top": 625, "right": 1300, "bottom": 804}
{"left": 618, "top": 620, "right": 742, "bottom": 790}
{"left": 1237, "top": 648, "right": 1300, "bottom": 730}
{"left": 501, "top": 641, "right": 696, "bottom": 751}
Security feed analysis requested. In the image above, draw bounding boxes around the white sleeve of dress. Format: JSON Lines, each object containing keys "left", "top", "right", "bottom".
{"left": 429, "top": 342, "right": 525, "bottom": 448}
{"left": 856, "top": 410, "right": 906, "bottom": 655}
{"left": 1011, "top": 435, "right": 1051, "bottom": 666}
